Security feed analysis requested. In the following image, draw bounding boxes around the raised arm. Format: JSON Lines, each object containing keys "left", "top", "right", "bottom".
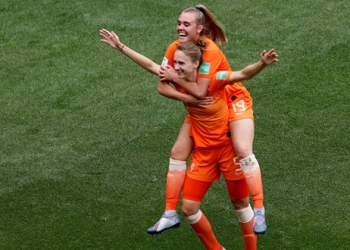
{"left": 99, "top": 29, "right": 160, "bottom": 75}
{"left": 229, "top": 49, "right": 279, "bottom": 83}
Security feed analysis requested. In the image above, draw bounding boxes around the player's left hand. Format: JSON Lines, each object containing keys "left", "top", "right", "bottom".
{"left": 261, "top": 49, "right": 279, "bottom": 65}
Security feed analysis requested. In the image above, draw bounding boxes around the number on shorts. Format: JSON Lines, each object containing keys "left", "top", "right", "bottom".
{"left": 232, "top": 100, "right": 246, "bottom": 115}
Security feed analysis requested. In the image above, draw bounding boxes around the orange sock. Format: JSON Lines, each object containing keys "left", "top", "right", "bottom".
{"left": 240, "top": 218, "right": 257, "bottom": 250}
{"left": 240, "top": 155, "right": 264, "bottom": 208}
{"left": 186, "top": 210, "right": 222, "bottom": 250}
{"left": 235, "top": 205, "right": 257, "bottom": 250}
{"left": 165, "top": 158, "right": 186, "bottom": 210}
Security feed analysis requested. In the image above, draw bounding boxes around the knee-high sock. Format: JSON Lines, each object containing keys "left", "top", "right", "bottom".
{"left": 236, "top": 205, "right": 257, "bottom": 250}
{"left": 165, "top": 158, "right": 187, "bottom": 210}
{"left": 186, "top": 210, "right": 222, "bottom": 250}
{"left": 240, "top": 154, "right": 264, "bottom": 208}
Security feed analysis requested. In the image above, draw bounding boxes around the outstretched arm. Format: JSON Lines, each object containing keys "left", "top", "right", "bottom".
{"left": 229, "top": 49, "right": 279, "bottom": 83}
{"left": 99, "top": 29, "right": 160, "bottom": 75}
{"left": 100, "top": 29, "right": 212, "bottom": 107}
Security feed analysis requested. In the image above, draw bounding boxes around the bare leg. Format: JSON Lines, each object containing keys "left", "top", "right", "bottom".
{"left": 170, "top": 122, "right": 194, "bottom": 160}
{"left": 230, "top": 118, "right": 254, "bottom": 158}
{"left": 147, "top": 122, "right": 193, "bottom": 234}
{"left": 229, "top": 118, "right": 266, "bottom": 234}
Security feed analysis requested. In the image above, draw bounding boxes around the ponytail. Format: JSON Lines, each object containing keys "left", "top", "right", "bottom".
{"left": 196, "top": 38, "right": 207, "bottom": 51}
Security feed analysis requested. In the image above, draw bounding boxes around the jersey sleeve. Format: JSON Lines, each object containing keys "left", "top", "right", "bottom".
{"left": 197, "top": 39, "right": 231, "bottom": 79}
{"left": 160, "top": 41, "right": 186, "bottom": 92}
{"left": 212, "top": 71, "right": 234, "bottom": 90}
{"left": 161, "top": 41, "right": 179, "bottom": 67}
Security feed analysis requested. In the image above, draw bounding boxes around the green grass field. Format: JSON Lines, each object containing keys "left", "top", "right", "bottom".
{"left": 1, "top": 0, "right": 349, "bottom": 249}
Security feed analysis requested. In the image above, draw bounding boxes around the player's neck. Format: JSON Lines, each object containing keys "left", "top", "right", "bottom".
{"left": 186, "top": 73, "right": 197, "bottom": 82}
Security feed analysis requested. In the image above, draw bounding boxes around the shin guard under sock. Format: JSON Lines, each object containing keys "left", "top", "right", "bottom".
{"left": 165, "top": 158, "right": 186, "bottom": 210}
{"left": 240, "top": 154, "right": 264, "bottom": 208}
{"left": 235, "top": 205, "right": 257, "bottom": 250}
{"left": 186, "top": 210, "right": 222, "bottom": 250}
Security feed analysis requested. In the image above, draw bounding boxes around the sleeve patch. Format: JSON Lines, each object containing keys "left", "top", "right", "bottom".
{"left": 161, "top": 57, "right": 168, "bottom": 66}
{"left": 216, "top": 71, "right": 228, "bottom": 80}
{"left": 199, "top": 62, "right": 210, "bottom": 75}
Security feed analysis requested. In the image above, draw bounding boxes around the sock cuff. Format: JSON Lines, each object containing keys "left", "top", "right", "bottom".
{"left": 235, "top": 205, "right": 254, "bottom": 223}
{"left": 239, "top": 154, "right": 259, "bottom": 172}
{"left": 169, "top": 158, "right": 187, "bottom": 171}
{"left": 186, "top": 210, "right": 202, "bottom": 224}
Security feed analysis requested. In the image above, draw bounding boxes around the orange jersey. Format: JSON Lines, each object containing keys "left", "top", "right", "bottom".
{"left": 187, "top": 71, "right": 236, "bottom": 148}
{"left": 186, "top": 71, "right": 246, "bottom": 182}
{"left": 162, "top": 37, "right": 231, "bottom": 94}
{"left": 162, "top": 38, "right": 252, "bottom": 124}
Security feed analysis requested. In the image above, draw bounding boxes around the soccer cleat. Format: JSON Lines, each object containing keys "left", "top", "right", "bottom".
{"left": 253, "top": 208, "right": 267, "bottom": 234}
{"left": 147, "top": 212, "right": 181, "bottom": 235}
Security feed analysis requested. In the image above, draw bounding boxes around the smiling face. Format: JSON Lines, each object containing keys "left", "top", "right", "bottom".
{"left": 177, "top": 12, "right": 203, "bottom": 43}
{"left": 173, "top": 49, "right": 199, "bottom": 82}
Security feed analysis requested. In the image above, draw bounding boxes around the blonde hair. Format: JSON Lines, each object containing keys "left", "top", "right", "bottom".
{"left": 182, "top": 4, "right": 228, "bottom": 45}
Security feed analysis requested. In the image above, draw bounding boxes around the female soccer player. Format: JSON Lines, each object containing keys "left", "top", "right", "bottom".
{"left": 166, "top": 41, "right": 278, "bottom": 249}
{"left": 100, "top": 4, "right": 267, "bottom": 235}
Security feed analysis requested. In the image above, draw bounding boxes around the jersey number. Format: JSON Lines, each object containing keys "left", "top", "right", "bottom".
{"left": 232, "top": 100, "right": 246, "bottom": 115}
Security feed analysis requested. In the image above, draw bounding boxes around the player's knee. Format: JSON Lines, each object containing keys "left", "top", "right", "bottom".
{"left": 231, "top": 197, "right": 250, "bottom": 210}
{"left": 181, "top": 206, "right": 190, "bottom": 217}
{"left": 170, "top": 144, "right": 191, "bottom": 160}
{"left": 234, "top": 145, "right": 252, "bottom": 159}
{"left": 181, "top": 203, "right": 194, "bottom": 217}
{"left": 181, "top": 199, "right": 200, "bottom": 217}
{"left": 170, "top": 146, "right": 181, "bottom": 160}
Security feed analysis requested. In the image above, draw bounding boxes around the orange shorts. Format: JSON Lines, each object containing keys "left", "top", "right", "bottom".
{"left": 184, "top": 114, "right": 191, "bottom": 124}
{"left": 187, "top": 143, "right": 245, "bottom": 182}
{"left": 225, "top": 85, "right": 254, "bottom": 123}
{"left": 182, "top": 175, "right": 249, "bottom": 202}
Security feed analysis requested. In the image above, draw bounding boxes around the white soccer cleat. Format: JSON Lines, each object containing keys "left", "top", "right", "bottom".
{"left": 147, "top": 212, "right": 181, "bottom": 235}
{"left": 253, "top": 208, "right": 267, "bottom": 234}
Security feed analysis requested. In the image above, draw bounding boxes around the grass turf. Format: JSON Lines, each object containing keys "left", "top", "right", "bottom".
{"left": 0, "top": 0, "right": 349, "bottom": 249}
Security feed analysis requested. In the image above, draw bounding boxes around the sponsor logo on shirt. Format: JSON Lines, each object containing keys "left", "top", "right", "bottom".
{"left": 190, "top": 163, "right": 196, "bottom": 171}
{"left": 216, "top": 71, "right": 228, "bottom": 80}
{"left": 161, "top": 57, "right": 168, "bottom": 66}
{"left": 199, "top": 62, "right": 210, "bottom": 75}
